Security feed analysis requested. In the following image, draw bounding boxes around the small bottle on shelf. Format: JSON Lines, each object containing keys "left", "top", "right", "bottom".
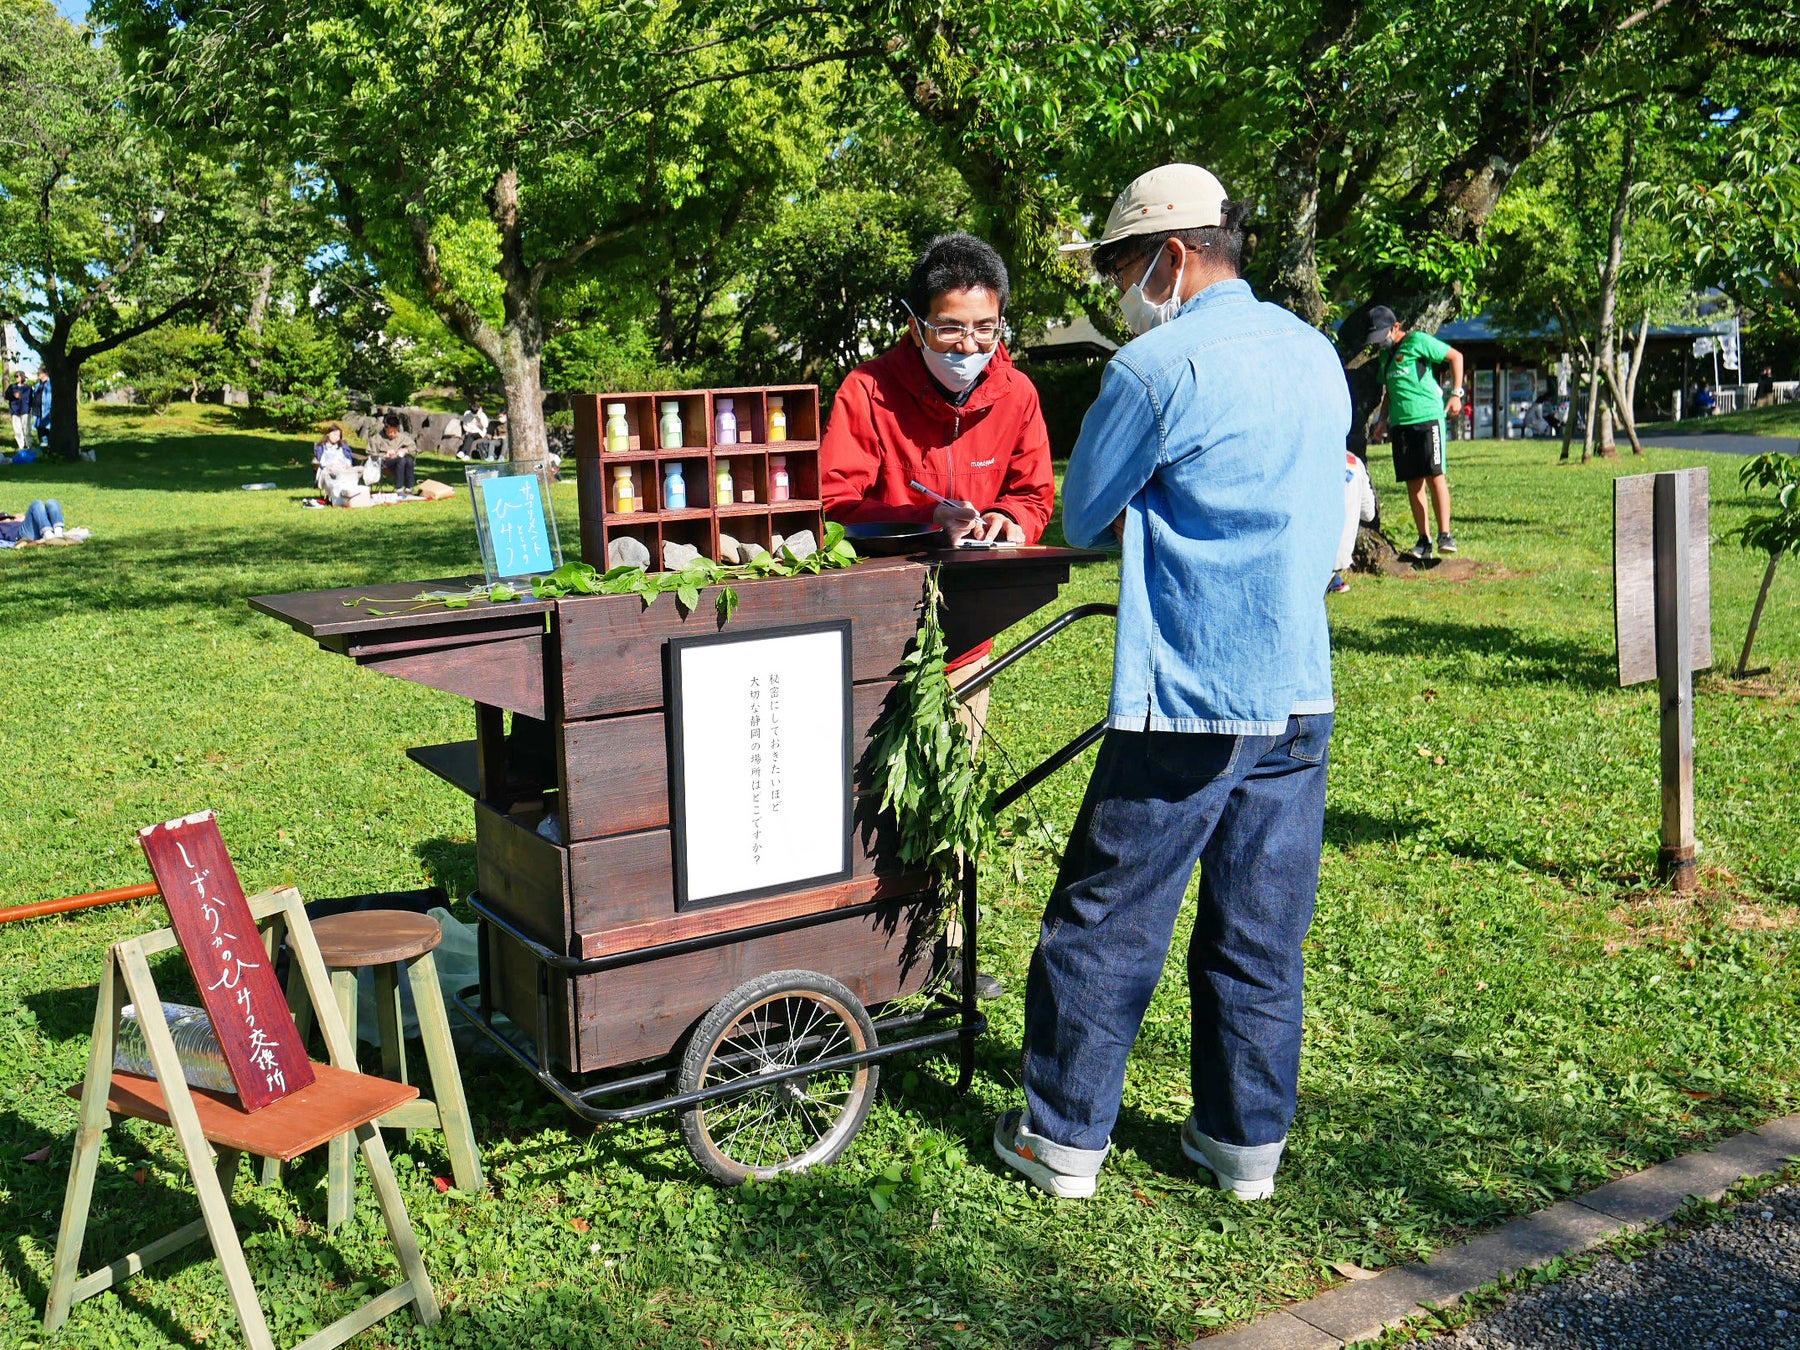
{"left": 612, "top": 464, "right": 636, "bottom": 513}
{"left": 662, "top": 462, "right": 687, "bottom": 510}
{"left": 659, "top": 400, "right": 683, "bottom": 450}
{"left": 767, "top": 395, "right": 787, "bottom": 443}
{"left": 604, "top": 402, "right": 630, "bottom": 453}
{"left": 770, "top": 454, "right": 791, "bottom": 502}
{"left": 715, "top": 458, "right": 734, "bottom": 503}
{"left": 715, "top": 397, "right": 737, "bottom": 445}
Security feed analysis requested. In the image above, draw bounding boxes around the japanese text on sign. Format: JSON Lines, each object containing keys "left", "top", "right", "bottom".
{"left": 138, "top": 812, "right": 315, "bottom": 1111}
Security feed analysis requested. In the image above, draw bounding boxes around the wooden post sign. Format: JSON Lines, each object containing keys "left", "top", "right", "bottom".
{"left": 137, "top": 812, "right": 315, "bottom": 1110}
{"left": 1614, "top": 469, "right": 1712, "bottom": 892}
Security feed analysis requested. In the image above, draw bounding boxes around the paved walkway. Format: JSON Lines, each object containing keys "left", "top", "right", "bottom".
{"left": 1438, "top": 1182, "right": 1800, "bottom": 1349}
{"left": 1639, "top": 432, "right": 1794, "bottom": 456}
{"left": 1202, "top": 1115, "right": 1800, "bottom": 1349}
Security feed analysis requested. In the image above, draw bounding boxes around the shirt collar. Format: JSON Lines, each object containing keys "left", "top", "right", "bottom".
{"left": 1177, "top": 277, "right": 1254, "bottom": 317}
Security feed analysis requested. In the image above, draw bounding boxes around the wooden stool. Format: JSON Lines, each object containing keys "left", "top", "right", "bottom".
{"left": 268, "top": 910, "right": 483, "bottom": 1227}
{"left": 46, "top": 887, "right": 438, "bottom": 1349}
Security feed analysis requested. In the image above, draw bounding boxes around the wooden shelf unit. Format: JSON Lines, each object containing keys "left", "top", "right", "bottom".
{"left": 573, "top": 386, "right": 825, "bottom": 571}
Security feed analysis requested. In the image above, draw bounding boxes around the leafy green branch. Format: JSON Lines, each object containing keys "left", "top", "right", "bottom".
{"left": 864, "top": 570, "right": 996, "bottom": 898}
{"left": 1733, "top": 451, "right": 1800, "bottom": 558}
{"left": 348, "top": 520, "right": 862, "bottom": 620}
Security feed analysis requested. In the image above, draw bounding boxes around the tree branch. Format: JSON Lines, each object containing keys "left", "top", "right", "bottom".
{"left": 66, "top": 292, "right": 209, "bottom": 362}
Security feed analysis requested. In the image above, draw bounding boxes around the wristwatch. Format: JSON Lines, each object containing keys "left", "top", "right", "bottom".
{"left": 1450, "top": 386, "right": 1466, "bottom": 398}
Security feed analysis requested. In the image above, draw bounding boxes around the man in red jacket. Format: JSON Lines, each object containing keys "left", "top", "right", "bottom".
{"left": 823, "top": 232, "right": 1055, "bottom": 561}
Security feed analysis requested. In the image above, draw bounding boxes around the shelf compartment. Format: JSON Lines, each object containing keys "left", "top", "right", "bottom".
{"left": 659, "top": 515, "right": 716, "bottom": 567}
{"left": 600, "top": 519, "right": 658, "bottom": 571}
{"left": 654, "top": 457, "right": 712, "bottom": 512}
{"left": 647, "top": 391, "right": 711, "bottom": 452}
{"left": 708, "top": 389, "right": 764, "bottom": 448}
{"left": 589, "top": 395, "right": 658, "bottom": 454}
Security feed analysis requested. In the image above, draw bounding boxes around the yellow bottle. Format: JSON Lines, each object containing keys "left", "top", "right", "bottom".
{"left": 767, "top": 395, "right": 787, "bottom": 443}
{"left": 612, "top": 464, "right": 636, "bottom": 513}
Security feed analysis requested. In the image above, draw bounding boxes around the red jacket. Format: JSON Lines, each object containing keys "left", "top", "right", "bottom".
{"left": 822, "top": 342, "right": 1055, "bottom": 543}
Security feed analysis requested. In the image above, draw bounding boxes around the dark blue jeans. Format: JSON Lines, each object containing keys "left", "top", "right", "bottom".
{"left": 1021, "top": 715, "right": 1332, "bottom": 1167}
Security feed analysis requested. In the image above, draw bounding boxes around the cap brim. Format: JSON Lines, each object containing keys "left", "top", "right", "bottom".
{"left": 1058, "top": 238, "right": 1099, "bottom": 253}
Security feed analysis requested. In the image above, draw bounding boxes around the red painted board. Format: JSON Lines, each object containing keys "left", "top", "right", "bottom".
{"left": 137, "top": 812, "right": 315, "bottom": 1111}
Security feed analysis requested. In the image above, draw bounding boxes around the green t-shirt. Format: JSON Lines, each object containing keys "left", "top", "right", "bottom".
{"left": 1380, "top": 330, "right": 1452, "bottom": 427}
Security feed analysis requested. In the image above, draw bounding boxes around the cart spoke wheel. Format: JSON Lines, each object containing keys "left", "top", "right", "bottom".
{"left": 677, "top": 970, "right": 878, "bottom": 1185}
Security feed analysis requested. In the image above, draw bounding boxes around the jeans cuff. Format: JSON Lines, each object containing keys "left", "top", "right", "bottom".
{"left": 1019, "top": 1109, "right": 1110, "bottom": 1178}
{"left": 1186, "top": 1119, "right": 1286, "bottom": 1181}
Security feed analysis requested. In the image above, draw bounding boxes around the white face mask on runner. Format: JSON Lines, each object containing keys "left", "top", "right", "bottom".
{"left": 1118, "top": 247, "right": 1187, "bottom": 336}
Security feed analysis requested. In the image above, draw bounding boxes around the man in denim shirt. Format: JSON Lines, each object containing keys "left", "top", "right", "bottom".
{"left": 994, "top": 164, "right": 1350, "bottom": 1200}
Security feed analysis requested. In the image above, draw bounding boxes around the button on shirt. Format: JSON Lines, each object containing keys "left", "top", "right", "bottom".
{"left": 1061, "top": 279, "right": 1351, "bottom": 735}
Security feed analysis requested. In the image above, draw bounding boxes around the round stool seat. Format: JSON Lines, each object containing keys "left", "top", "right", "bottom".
{"left": 306, "top": 910, "right": 443, "bottom": 968}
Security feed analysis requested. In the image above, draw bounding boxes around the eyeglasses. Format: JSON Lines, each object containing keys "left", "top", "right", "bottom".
{"left": 902, "top": 301, "right": 1009, "bottom": 348}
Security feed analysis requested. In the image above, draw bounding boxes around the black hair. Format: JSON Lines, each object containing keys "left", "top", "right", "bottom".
{"left": 383, "top": 412, "right": 401, "bottom": 428}
{"left": 907, "top": 232, "right": 1010, "bottom": 317}
{"left": 1092, "top": 201, "right": 1252, "bottom": 283}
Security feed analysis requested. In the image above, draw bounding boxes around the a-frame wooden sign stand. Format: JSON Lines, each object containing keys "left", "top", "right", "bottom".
{"left": 44, "top": 824, "right": 440, "bottom": 1349}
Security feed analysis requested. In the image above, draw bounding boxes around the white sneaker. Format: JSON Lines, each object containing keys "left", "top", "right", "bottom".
{"left": 992, "top": 1110, "right": 1097, "bottom": 1199}
{"left": 1180, "top": 1117, "right": 1279, "bottom": 1200}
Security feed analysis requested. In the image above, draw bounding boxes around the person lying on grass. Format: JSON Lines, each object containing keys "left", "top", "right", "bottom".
{"left": 0, "top": 499, "right": 84, "bottom": 546}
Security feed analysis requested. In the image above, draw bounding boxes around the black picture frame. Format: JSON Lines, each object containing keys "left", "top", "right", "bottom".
{"left": 665, "top": 619, "right": 854, "bottom": 912}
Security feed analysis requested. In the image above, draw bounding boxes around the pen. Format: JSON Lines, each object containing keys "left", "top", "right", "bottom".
{"left": 908, "top": 480, "right": 980, "bottom": 521}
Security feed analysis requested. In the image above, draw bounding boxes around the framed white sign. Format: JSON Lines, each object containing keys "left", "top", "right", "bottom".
{"left": 667, "top": 621, "right": 853, "bottom": 910}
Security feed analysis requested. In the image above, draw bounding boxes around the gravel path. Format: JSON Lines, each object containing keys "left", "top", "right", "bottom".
{"left": 1438, "top": 1183, "right": 1800, "bottom": 1350}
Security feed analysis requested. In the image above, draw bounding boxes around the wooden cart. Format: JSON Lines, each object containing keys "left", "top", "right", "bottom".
{"left": 252, "top": 548, "right": 1103, "bottom": 1182}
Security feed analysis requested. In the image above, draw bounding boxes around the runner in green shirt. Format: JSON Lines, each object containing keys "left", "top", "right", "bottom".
{"left": 1359, "top": 305, "right": 1465, "bottom": 561}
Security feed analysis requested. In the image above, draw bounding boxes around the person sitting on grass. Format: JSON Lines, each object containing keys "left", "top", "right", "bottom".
{"left": 371, "top": 414, "right": 418, "bottom": 495}
{"left": 0, "top": 499, "right": 70, "bottom": 546}
{"left": 312, "top": 422, "right": 370, "bottom": 506}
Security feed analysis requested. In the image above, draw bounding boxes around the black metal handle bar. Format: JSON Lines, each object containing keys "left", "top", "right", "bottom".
{"left": 950, "top": 602, "right": 1117, "bottom": 703}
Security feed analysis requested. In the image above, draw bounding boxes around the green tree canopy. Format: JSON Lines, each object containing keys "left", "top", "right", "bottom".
{"left": 0, "top": 0, "right": 284, "bottom": 457}
{"left": 97, "top": 0, "right": 858, "bottom": 467}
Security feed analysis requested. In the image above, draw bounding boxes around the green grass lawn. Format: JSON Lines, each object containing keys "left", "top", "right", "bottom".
{"left": 1641, "top": 401, "right": 1800, "bottom": 438}
{"left": 2, "top": 404, "right": 1798, "bottom": 1349}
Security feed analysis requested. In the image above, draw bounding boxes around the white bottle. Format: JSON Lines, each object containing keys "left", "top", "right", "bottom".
{"left": 715, "top": 397, "right": 738, "bottom": 446}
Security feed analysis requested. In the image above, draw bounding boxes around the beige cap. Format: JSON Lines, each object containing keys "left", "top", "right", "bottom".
{"left": 1059, "top": 163, "right": 1230, "bottom": 252}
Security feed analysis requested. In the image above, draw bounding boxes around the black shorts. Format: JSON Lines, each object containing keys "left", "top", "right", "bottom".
{"left": 1391, "top": 421, "right": 1446, "bottom": 482}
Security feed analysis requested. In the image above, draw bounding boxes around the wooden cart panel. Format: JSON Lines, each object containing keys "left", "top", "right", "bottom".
{"left": 486, "top": 896, "right": 942, "bottom": 1074}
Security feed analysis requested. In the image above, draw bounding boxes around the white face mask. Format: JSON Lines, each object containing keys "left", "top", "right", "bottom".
{"left": 1119, "top": 248, "right": 1187, "bottom": 336}
{"left": 917, "top": 340, "right": 994, "bottom": 394}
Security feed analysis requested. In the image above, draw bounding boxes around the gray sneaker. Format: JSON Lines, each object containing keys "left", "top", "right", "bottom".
{"left": 1403, "top": 535, "right": 1434, "bottom": 562}
{"left": 1436, "top": 531, "right": 1459, "bottom": 555}
{"left": 1180, "top": 1116, "right": 1280, "bottom": 1200}
{"left": 993, "top": 1110, "right": 1097, "bottom": 1199}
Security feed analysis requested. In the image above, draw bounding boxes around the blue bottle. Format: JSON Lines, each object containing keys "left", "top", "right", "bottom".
{"left": 663, "top": 462, "right": 687, "bottom": 510}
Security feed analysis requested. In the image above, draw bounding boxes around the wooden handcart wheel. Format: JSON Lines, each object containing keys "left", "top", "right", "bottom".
{"left": 676, "top": 970, "right": 879, "bottom": 1185}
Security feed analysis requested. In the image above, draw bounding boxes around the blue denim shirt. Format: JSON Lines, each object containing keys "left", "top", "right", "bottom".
{"left": 1063, "top": 279, "right": 1351, "bottom": 735}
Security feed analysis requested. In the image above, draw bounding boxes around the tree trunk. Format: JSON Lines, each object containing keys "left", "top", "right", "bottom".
{"left": 1267, "top": 159, "right": 1326, "bottom": 326}
{"left": 43, "top": 348, "right": 84, "bottom": 462}
{"left": 1582, "top": 359, "right": 1600, "bottom": 464}
{"left": 1591, "top": 120, "right": 1635, "bottom": 460}
{"left": 499, "top": 324, "right": 548, "bottom": 472}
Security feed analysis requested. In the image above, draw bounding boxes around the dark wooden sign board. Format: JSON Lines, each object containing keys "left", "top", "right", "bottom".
{"left": 1613, "top": 469, "right": 1711, "bottom": 892}
{"left": 138, "top": 812, "right": 315, "bottom": 1110}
